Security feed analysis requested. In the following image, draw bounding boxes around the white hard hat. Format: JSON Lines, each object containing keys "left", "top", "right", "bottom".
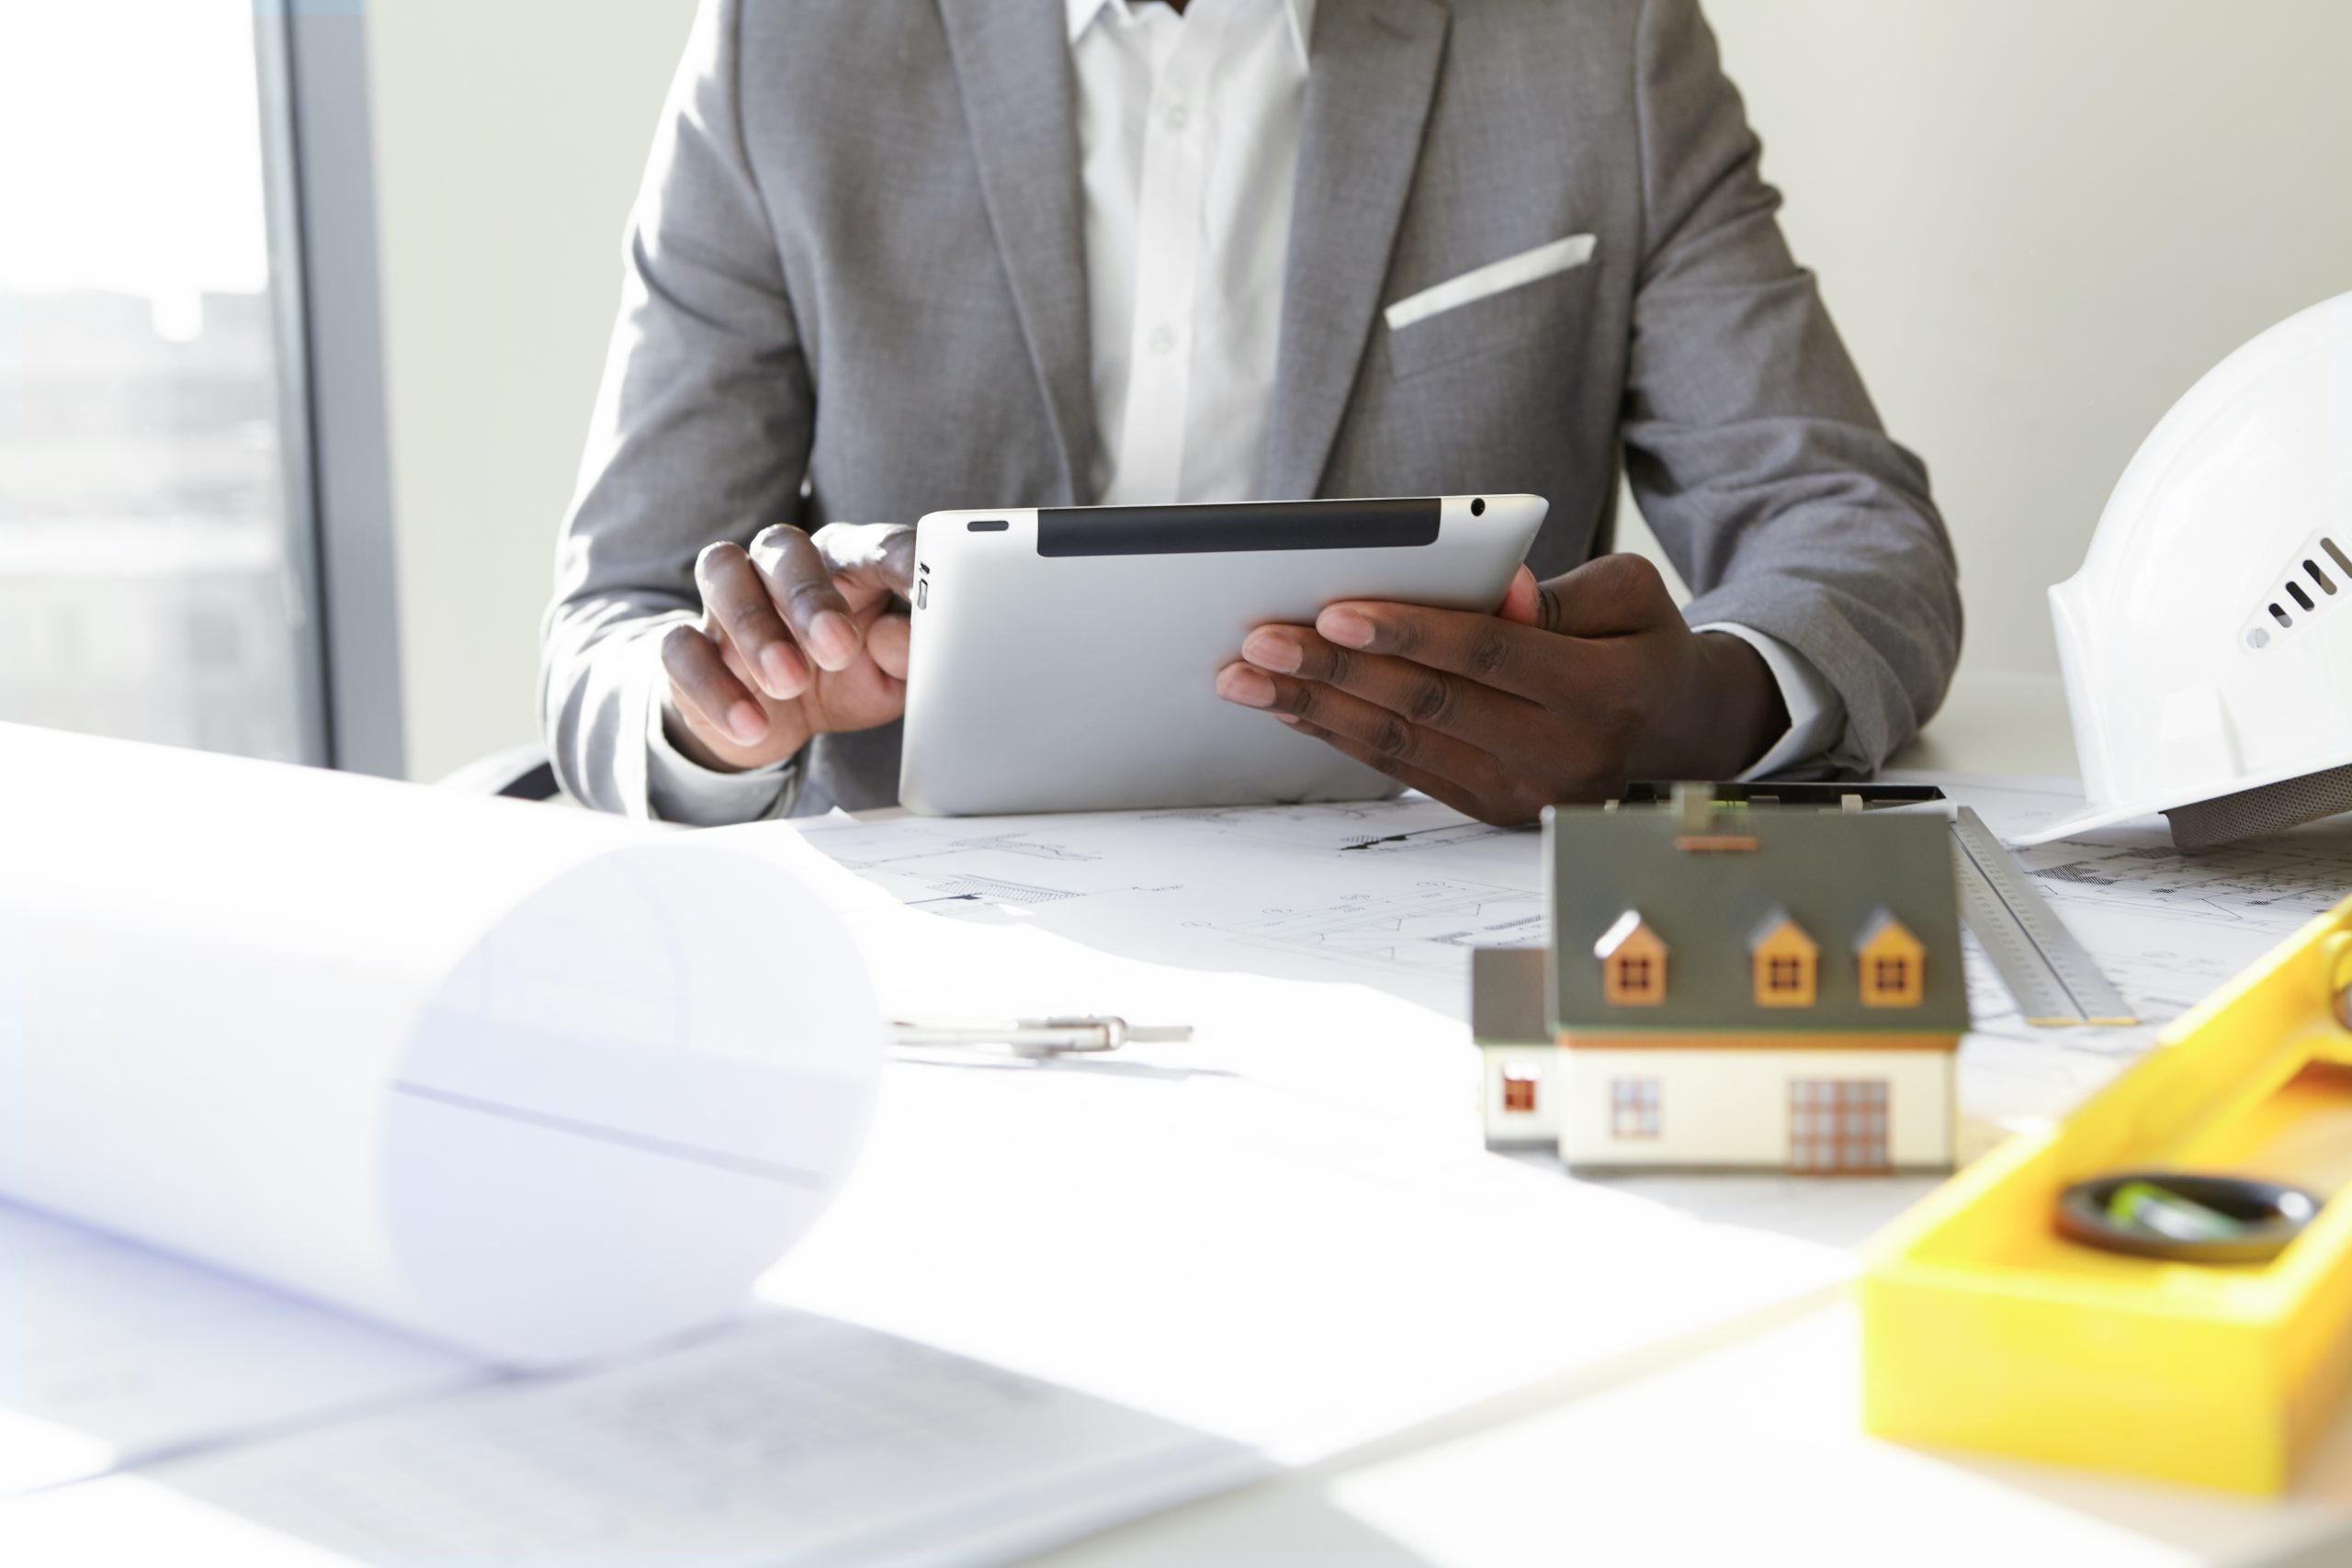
{"left": 2020, "top": 291, "right": 2352, "bottom": 850}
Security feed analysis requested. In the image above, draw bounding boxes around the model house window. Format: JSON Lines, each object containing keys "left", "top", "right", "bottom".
{"left": 1594, "top": 911, "right": 1668, "bottom": 1006}
{"left": 1747, "top": 909, "right": 1818, "bottom": 1008}
{"left": 1853, "top": 910, "right": 1927, "bottom": 1008}
{"left": 1610, "top": 1078, "right": 1660, "bottom": 1139}
{"left": 1788, "top": 1079, "right": 1890, "bottom": 1173}
{"left": 1501, "top": 1062, "right": 1540, "bottom": 1113}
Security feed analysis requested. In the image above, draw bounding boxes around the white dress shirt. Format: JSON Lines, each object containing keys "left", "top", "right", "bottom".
{"left": 1070, "top": 0, "right": 1308, "bottom": 504}
{"left": 646, "top": 0, "right": 1836, "bottom": 822}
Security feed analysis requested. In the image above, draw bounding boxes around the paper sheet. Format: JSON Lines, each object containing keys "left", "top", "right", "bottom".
{"left": 781, "top": 780, "right": 2352, "bottom": 1133}
{"left": 783, "top": 798, "right": 1544, "bottom": 1015}
{"left": 0, "top": 1312, "right": 1266, "bottom": 1567}
{"left": 762, "top": 1044, "right": 1852, "bottom": 1465}
{"left": 741, "top": 781, "right": 2352, "bottom": 1447}
{"left": 0, "top": 1199, "right": 474, "bottom": 1497}
{"left": 0, "top": 723, "right": 882, "bottom": 1367}
{"left": 1889, "top": 772, "right": 2352, "bottom": 1127}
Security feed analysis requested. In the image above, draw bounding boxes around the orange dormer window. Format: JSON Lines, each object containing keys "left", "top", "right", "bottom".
{"left": 1594, "top": 910, "right": 1668, "bottom": 1006}
{"left": 1747, "top": 908, "right": 1819, "bottom": 1008}
{"left": 1854, "top": 910, "right": 1927, "bottom": 1008}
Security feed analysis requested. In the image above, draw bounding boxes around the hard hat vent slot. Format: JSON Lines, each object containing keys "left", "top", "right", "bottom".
{"left": 2244, "top": 534, "right": 2351, "bottom": 651}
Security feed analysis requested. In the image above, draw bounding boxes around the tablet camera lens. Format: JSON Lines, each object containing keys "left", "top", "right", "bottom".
{"left": 1470, "top": 497, "right": 1486, "bottom": 516}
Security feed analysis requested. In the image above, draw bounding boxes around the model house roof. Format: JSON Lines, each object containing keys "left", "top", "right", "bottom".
{"left": 1592, "top": 909, "right": 1662, "bottom": 960}
{"left": 1544, "top": 801, "right": 1968, "bottom": 1036}
{"left": 1470, "top": 945, "right": 1550, "bottom": 1046}
{"left": 1747, "top": 906, "right": 1816, "bottom": 953}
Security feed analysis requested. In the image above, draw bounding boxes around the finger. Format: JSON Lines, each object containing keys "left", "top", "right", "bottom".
{"left": 1214, "top": 662, "right": 1521, "bottom": 797}
{"left": 1498, "top": 566, "right": 1542, "bottom": 626}
{"left": 695, "top": 541, "right": 807, "bottom": 701}
{"left": 1282, "top": 715, "right": 1537, "bottom": 827}
{"left": 1528, "top": 553, "right": 1674, "bottom": 637}
{"left": 1306, "top": 600, "right": 1557, "bottom": 704}
{"left": 662, "top": 623, "right": 767, "bottom": 747}
{"left": 706, "top": 613, "right": 780, "bottom": 704}
{"left": 747, "top": 525, "right": 862, "bottom": 672}
{"left": 812, "top": 522, "right": 917, "bottom": 611}
{"left": 800, "top": 636, "right": 909, "bottom": 735}
{"left": 1238, "top": 624, "right": 1545, "bottom": 749}
{"left": 1316, "top": 554, "right": 1679, "bottom": 698}
{"left": 863, "top": 611, "right": 911, "bottom": 681}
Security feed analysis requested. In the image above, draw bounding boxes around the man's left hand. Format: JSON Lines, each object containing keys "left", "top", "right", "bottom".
{"left": 1213, "top": 554, "right": 1789, "bottom": 825}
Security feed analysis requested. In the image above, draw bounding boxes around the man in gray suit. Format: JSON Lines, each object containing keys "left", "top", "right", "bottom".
{"left": 543, "top": 0, "right": 1958, "bottom": 826}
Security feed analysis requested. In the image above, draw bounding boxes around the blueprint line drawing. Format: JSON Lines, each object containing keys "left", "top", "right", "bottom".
{"left": 1336, "top": 822, "right": 1533, "bottom": 856}
{"left": 794, "top": 778, "right": 2352, "bottom": 1089}
{"left": 2016, "top": 835, "right": 2352, "bottom": 927}
{"left": 1211, "top": 881, "right": 1546, "bottom": 979}
{"left": 800, "top": 825, "right": 1104, "bottom": 871}
{"left": 903, "top": 874, "right": 1088, "bottom": 908}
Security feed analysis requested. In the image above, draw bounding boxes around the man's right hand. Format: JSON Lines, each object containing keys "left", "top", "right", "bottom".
{"left": 661, "top": 522, "right": 916, "bottom": 772}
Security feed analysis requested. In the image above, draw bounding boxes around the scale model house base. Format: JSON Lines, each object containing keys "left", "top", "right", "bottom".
{"left": 1472, "top": 788, "right": 1968, "bottom": 1175}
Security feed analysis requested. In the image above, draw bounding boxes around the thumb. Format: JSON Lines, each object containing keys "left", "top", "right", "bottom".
{"left": 1531, "top": 553, "right": 1675, "bottom": 637}
{"left": 1497, "top": 565, "right": 1542, "bottom": 625}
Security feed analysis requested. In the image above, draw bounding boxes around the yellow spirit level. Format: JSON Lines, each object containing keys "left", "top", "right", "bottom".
{"left": 1861, "top": 895, "right": 2352, "bottom": 1494}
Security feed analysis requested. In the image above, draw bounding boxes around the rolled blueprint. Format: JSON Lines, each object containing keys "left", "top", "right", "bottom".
{"left": 0, "top": 723, "right": 880, "bottom": 1368}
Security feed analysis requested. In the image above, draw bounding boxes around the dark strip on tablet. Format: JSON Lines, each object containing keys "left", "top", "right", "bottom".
{"left": 1035, "top": 498, "right": 1441, "bottom": 557}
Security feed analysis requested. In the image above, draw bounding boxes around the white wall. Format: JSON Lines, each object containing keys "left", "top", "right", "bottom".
{"left": 1560, "top": 1050, "right": 1953, "bottom": 1170}
{"left": 1628, "top": 1, "right": 2352, "bottom": 684}
{"left": 367, "top": 0, "right": 700, "bottom": 781}
{"left": 365, "top": 2, "right": 2352, "bottom": 779}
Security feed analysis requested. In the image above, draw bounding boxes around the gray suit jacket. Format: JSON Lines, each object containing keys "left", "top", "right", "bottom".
{"left": 543, "top": 0, "right": 1960, "bottom": 819}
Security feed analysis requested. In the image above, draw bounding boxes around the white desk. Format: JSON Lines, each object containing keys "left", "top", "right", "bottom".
{"left": 1026, "top": 670, "right": 2352, "bottom": 1568}
{"left": 13, "top": 672, "right": 2344, "bottom": 1566}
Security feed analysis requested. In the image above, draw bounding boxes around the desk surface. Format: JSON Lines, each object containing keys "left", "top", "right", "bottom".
{"left": 1031, "top": 669, "right": 2352, "bottom": 1568}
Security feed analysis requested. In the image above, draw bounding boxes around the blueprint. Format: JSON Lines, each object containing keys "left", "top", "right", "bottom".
{"left": 792, "top": 797, "right": 1544, "bottom": 1014}
{"left": 795, "top": 777, "right": 2352, "bottom": 1126}
{"left": 1890, "top": 776, "right": 2343, "bottom": 1058}
{"left": 0, "top": 1312, "right": 1264, "bottom": 1566}
{"left": 0, "top": 1198, "right": 473, "bottom": 1497}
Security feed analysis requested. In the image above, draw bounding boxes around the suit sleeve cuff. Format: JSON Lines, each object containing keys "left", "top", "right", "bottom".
{"left": 1691, "top": 621, "right": 1844, "bottom": 780}
{"left": 643, "top": 681, "right": 800, "bottom": 827}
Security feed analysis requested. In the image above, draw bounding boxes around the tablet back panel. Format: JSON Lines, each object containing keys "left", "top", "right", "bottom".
{"left": 899, "top": 496, "right": 1544, "bottom": 816}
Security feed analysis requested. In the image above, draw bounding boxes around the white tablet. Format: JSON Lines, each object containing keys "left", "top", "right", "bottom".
{"left": 898, "top": 495, "right": 1547, "bottom": 816}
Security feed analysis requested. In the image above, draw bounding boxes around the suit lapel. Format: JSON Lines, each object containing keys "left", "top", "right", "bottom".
{"left": 1261, "top": 0, "right": 1449, "bottom": 499}
{"left": 936, "top": 0, "right": 1097, "bottom": 504}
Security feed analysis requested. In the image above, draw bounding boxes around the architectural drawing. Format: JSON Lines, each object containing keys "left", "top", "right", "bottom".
{"left": 795, "top": 800, "right": 1544, "bottom": 1008}
{"left": 1217, "top": 880, "right": 1545, "bottom": 981}
{"left": 793, "top": 778, "right": 2352, "bottom": 1108}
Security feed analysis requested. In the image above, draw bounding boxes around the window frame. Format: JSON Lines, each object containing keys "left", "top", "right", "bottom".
{"left": 1788, "top": 1079, "right": 1891, "bottom": 1173}
{"left": 1609, "top": 1077, "right": 1661, "bottom": 1140}
{"left": 254, "top": 4, "right": 405, "bottom": 776}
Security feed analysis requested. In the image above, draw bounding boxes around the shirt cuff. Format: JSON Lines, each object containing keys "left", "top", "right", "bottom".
{"left": 1691, "top": 621, "right": 1844, "bottom": 780}
{"left": 643, "top": 686, "right": 800, "bottom": 827}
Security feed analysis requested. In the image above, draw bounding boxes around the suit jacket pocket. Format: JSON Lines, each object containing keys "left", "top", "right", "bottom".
{"left": 1384, "top": 233, "right": 1596, "bottom": 381}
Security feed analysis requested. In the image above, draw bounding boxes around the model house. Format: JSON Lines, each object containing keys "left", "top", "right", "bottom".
{"left": 1474, "top": 787, "right": 1967, "bottom": 1173}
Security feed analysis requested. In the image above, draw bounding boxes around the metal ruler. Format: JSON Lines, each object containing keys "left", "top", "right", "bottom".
{"left": 1948, "top": 807, "right": 2136, "bottom": 1027}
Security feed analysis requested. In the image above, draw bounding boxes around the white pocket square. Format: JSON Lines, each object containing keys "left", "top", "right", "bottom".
{"left": 1383, "top": 233, "right": 1597, "bottom": 332}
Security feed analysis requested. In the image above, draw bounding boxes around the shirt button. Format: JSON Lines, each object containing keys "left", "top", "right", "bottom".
{"left": 1148, "top": 324, "right": 1179, "bottom": 355}
{"left": 1163, "top": 102, "right": 1190, "bottom": 132}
